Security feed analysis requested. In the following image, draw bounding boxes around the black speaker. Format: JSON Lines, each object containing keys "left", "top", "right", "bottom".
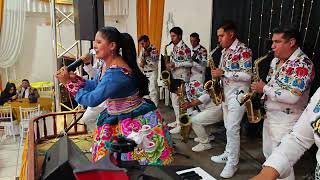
{"left": 41, "top": 136, "right": 91, "bottom": 180}
{"left": 73, "top": 0, "right": 104, "bottom": 41}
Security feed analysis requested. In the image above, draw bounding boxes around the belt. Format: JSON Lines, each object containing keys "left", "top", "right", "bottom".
{"left": 266, "top": 107, "right": 302, "bottom": 115}
{"left": 144, "top": 70, "right": 154, "bottom": 73}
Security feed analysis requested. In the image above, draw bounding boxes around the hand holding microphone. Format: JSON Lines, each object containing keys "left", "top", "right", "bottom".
{"left": 67, "top": 49, "right": 96, "bottom": 72}
{"left": 56, "top": 49, "right": 95, "bottom": 84}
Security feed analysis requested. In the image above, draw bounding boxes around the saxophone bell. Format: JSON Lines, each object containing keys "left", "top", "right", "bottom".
{"left": 161, "top": 70, "right": 171, "bottom": 88}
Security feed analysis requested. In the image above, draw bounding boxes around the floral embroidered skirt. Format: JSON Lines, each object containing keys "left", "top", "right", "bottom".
{"left": 91, "top": 110, "right": 174, "bottom": 165}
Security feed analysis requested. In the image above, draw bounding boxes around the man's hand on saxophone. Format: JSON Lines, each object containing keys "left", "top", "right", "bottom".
{"left": 166, "top": 62, "right": 175, "bottom": 71}
{"left": 251, "top": 80, "right": 266, "bottom": 94}
{"left": 211, "top": 68, "right": 224, "bottom": 78}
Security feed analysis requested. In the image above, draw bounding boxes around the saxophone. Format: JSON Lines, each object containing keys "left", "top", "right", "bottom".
{"left": 161, "top": 42, "right": 173, "bottom": 89}
{"left": 204, "top": 45, "right": 223, "bottom": 105}
{"left": 178, "top": 83, "right": 191, "bottom": 143}
{"left": 240, "top": 51, "right": 273, "bottom": 123}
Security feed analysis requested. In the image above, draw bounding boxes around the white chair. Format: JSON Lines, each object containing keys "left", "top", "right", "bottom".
{"left": 0, "top": 105, "right": 16, "bottom": 142}
{"left": 19, "top": 104, "right": 40, "bottom": 146}
{"left": 37, "top": 86, "right": 54, "bottom": 98}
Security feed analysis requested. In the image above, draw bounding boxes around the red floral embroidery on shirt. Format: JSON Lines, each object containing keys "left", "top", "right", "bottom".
{"left": 194, "top": 81, "right": 201, "bottom": 87}
{"left": 178, "top": 50, "right": 184, "bottom": 56}
{"left": 242, "top": 51, "right": 251, "bottom": 59}
{"left": 64, "top": 75, "right": 85, "bottom": 96}
{"left": 296, "top": 67, "right": 309, "bottom": 77}
{"left": 286, "top": 67, "right": 294, "bottom": 76}
{"left": 185, "top": 48, "right": 191, "bottom": 55}
{"left": 190, "top": 89, "right": 196, "bottom": 95}
{"left": 232, "top": 54, "right": 240, "bottom": 62}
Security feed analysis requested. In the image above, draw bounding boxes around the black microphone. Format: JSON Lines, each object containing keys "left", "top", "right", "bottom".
{"left": 67, "top": 50, "right": 95, "bottom": 72}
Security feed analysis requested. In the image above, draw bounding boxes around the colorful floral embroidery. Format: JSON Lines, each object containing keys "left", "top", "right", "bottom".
{"left": 311, "top": 116, "right": 320, "bottom": 137}
{"left": 314, "top": 100, "right": 320, "bottom": 113}
{"left": 222, "top": 41, "right": 252, "bottom": 73}
{"left": 186, "top": 80, "right": 205, "bottom": 100}
{"left": 192, "top": 45, "right": 207, "bottom": 64}
{"left": 91, "top": 110, "right": 173, "bottom": 165}
{"left": 171, "top": 41, "right": 192, "bottom": 63}
{"left": 64, "top": 75, "right": 85, "bottom": 96}
{"left": 272, "top": 55, "right": 314, "bottom": 96}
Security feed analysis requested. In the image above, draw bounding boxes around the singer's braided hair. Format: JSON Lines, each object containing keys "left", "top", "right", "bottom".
{"left": 98, "top": 27, "right": 149, "bottom": 97}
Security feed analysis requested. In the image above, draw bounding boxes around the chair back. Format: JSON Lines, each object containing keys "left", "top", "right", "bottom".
{"left": 0, "top": 105, "right": 13, "bottom": 124}
{"left": 19, "top": 105, "right": 40, "bottom": 124}
{"left": 38, "top": 87, "right": 54, "bottom": 98}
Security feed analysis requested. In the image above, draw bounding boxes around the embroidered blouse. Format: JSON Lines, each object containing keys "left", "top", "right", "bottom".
{"left": 263, "top": 48, "right": 315, "bottom": 111}
{"left": 171, "top": 40, "right": 192, "bottom": 68}
{"left": 220, "top": 39, "right": 252, "bottom": 82}
{"left": 138, "top": 44, "right": 159, "bottom": 71}
{"left": 64, "top": 65, "right": 156, "bottom": 125}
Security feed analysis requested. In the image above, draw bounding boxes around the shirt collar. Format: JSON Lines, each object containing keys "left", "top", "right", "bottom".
{"left": 175, "top": 40, "right": 183, "bottom": 48}
{"left": 229, "top": 39, "right": 239, "bottom": 50}
{"left": 192, "top": 44, "right": 201, "bottom": 51}
{"left": 287, "top": 47, "right": 302, "bottom": 62}
{"left": 222, "top": 39, "right": 238, "bottom": 53}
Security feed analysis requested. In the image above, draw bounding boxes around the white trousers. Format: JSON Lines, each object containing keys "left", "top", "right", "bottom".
{"left": 171, "top": 92, "right": 180, "bottom": 124}
{"left": 80, "top": 106, "right": 104, "bottom": 132}
{"left": 263, "top": 111, "right": 301, "bottom": 180}
{"left": 192, "top": 105, "right": 223, "bottom": 143}
{"left": 223, "top": 94, "right": 246, "bottom": 166}
{"left": 145, "top": 71, "right": 159, "bottom": 107}
{"left": 190, "top": 72, "right": 205, "bottom": 84}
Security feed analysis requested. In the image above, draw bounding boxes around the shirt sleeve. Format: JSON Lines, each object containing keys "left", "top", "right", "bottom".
{"left": 74, "top": 70, "right": 129, "bottom": 107}
{"left": 199, "top": 48, "right": 208, "bottom": 66}
{"left": 138, "top": 49, "right": 144, "bottom": 64}
{"left": 263, "top": 90, "right": 319, "bottom": 178}
{"left": 198, "top": 93, "right": 211, "bottom": 104}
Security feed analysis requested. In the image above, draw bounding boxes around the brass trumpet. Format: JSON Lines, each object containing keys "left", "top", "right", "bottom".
{"left": 204, "top": 45, "right": 223, "bottom": 105}
{"left": 240, "top": 51, "right": 273, "bottom": 123}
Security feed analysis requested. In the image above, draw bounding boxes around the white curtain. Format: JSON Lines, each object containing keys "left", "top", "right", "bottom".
{"left": 0, "top": 0, "right": 26, "bottom": 68}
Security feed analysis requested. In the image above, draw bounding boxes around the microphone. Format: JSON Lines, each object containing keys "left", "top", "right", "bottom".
{"left": 67, "top": 49, "right": 96, "bottom": 72}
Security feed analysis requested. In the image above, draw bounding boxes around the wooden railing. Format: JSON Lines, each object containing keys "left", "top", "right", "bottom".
{"left": 27, "top": 110, "right": 86, "bottom": 180}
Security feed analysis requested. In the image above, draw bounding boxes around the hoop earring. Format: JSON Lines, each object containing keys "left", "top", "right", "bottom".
{"left": 111, "top": 50, "right": 115, "bottom": 58}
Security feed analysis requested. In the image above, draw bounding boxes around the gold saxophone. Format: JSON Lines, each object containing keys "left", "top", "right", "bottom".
{"left": 240, "top": 51, "right": 273, "bottom": 123}
{"left": 177, "top": 83, "right": 191, "bottom": 143}
{"left": 161, "top": 42, "right": 173, "bottom": 89}
{"left": 204, "top": 45, "right": 223, "bottom": 105}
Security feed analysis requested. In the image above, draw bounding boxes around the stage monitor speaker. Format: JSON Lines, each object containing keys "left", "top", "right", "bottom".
{"left": 73, "top": 0, "right": 104, "bottom": 41}
{"left": 41, "top": 136, "right": 91, "bottom": 180}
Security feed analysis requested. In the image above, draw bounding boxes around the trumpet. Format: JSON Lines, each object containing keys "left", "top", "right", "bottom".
{"left": 161, "top": 42, "right": 173, "bottom": 89}
{"left": 178, "top": 83, "right": 191, "bottom": 143}
{"left": 141, "top": 46, "right": 153, "bottom": 66}
{"left": 204, "top": 45, "right": 223, "bottom": 105}
{"left": 240, "top": 51, "right": 273, "bottom": 123}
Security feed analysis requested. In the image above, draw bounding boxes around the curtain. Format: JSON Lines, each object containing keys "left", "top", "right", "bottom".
{"left": 136, "top": 0, "right": 149, "bottom": 52}
{"left": 136, "top": 0, "right": 165, "bottom": 52}
{"left": 149, "top": 0, "right": 165, "bottom": 52}
{"left": 0, "top": 0, "right": 4, "bottom": 33}
{"left": 0, "top": 0, "right": 26, "bottom": 68}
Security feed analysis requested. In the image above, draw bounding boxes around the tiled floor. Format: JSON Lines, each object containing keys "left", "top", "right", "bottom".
{"left": 0, "top": 134, "right": 22, "bottom": 180}
{"left": 0, "top": 101, "right": 317, "bottom": 179}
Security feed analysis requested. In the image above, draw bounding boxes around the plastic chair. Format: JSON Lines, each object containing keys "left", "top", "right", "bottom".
{"left": 19, "top": 104, "right": 40, "bottom": 146}
{"left": 0, "top": 105, "right": 16, "bottom": 142}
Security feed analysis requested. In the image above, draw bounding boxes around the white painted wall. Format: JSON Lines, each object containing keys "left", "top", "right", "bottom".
{"left": 160, "top": 0, "right": 213, "bottom": 53}
{"left": 0, "top": 0, "right": 213, "bottom": 89}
